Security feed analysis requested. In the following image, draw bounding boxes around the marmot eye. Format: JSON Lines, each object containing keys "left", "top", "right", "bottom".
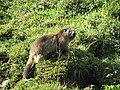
{"left": 64, "top": 29, "right": 67, "bottom": 32}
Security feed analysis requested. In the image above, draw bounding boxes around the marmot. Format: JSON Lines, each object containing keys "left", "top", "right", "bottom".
{"left": 23, "top": 28, "right": 76, "bottom": 79}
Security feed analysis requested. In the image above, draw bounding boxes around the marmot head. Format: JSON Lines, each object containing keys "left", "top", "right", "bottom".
{"left": 61, "top": 28, "right": 76, "bottom": 40}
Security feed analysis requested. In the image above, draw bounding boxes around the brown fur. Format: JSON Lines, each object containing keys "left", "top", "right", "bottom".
{"left": 23, "top": 28, "right": 76, "bottom": 79}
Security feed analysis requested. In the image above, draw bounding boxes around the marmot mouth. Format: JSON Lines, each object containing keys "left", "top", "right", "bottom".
{"left": 70, "top": 32, "right": 76, "bottom": 39}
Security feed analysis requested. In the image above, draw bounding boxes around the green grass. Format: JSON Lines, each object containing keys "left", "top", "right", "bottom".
{"left": 12, "top": 79, "right": 79, "bottom": 90}
{"left": 0, "top": 0, "right": 120, "bottom": 90}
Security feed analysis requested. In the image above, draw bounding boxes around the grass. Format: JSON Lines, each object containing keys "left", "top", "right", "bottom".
{"left": 0, "top": 0, "right": 120, "bottom": 90}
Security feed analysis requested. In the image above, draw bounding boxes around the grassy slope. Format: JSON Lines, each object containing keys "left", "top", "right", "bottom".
{"left": 0, "top": 0, "right": 120, "bottom": 90}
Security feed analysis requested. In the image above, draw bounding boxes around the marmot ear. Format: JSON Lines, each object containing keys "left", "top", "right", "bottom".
{"left": 64, "top": 29, "right": 67, "bottom": 32}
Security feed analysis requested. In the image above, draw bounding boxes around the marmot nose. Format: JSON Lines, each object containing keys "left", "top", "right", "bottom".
{"left": 73, "top": 32, "right": 76, "bottom": 37}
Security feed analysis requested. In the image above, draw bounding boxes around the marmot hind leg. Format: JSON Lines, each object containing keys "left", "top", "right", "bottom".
{"left": 34, "top": 54, "right": 44, "bottom": 63}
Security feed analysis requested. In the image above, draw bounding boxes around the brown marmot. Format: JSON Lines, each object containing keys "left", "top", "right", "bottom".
{"left": 23, "top": 28, "right": 76, "bottom": 79}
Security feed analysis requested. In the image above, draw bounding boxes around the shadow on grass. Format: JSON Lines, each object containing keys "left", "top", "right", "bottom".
{"left": 0, "top": 52, "right": 9, "bottom": 83}
{"left": 88, "top": 40, "right": 119, "bottom": 60}
{"left": 62, "top": 48, "right": 120, "bottom": 89}
{"left": 0, "top": 29, "right": 13, "bottom": 41}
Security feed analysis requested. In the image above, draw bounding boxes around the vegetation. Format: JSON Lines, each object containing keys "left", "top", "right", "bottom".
{"left": 0, "top": 0, "right": 120, "bottom": 90}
